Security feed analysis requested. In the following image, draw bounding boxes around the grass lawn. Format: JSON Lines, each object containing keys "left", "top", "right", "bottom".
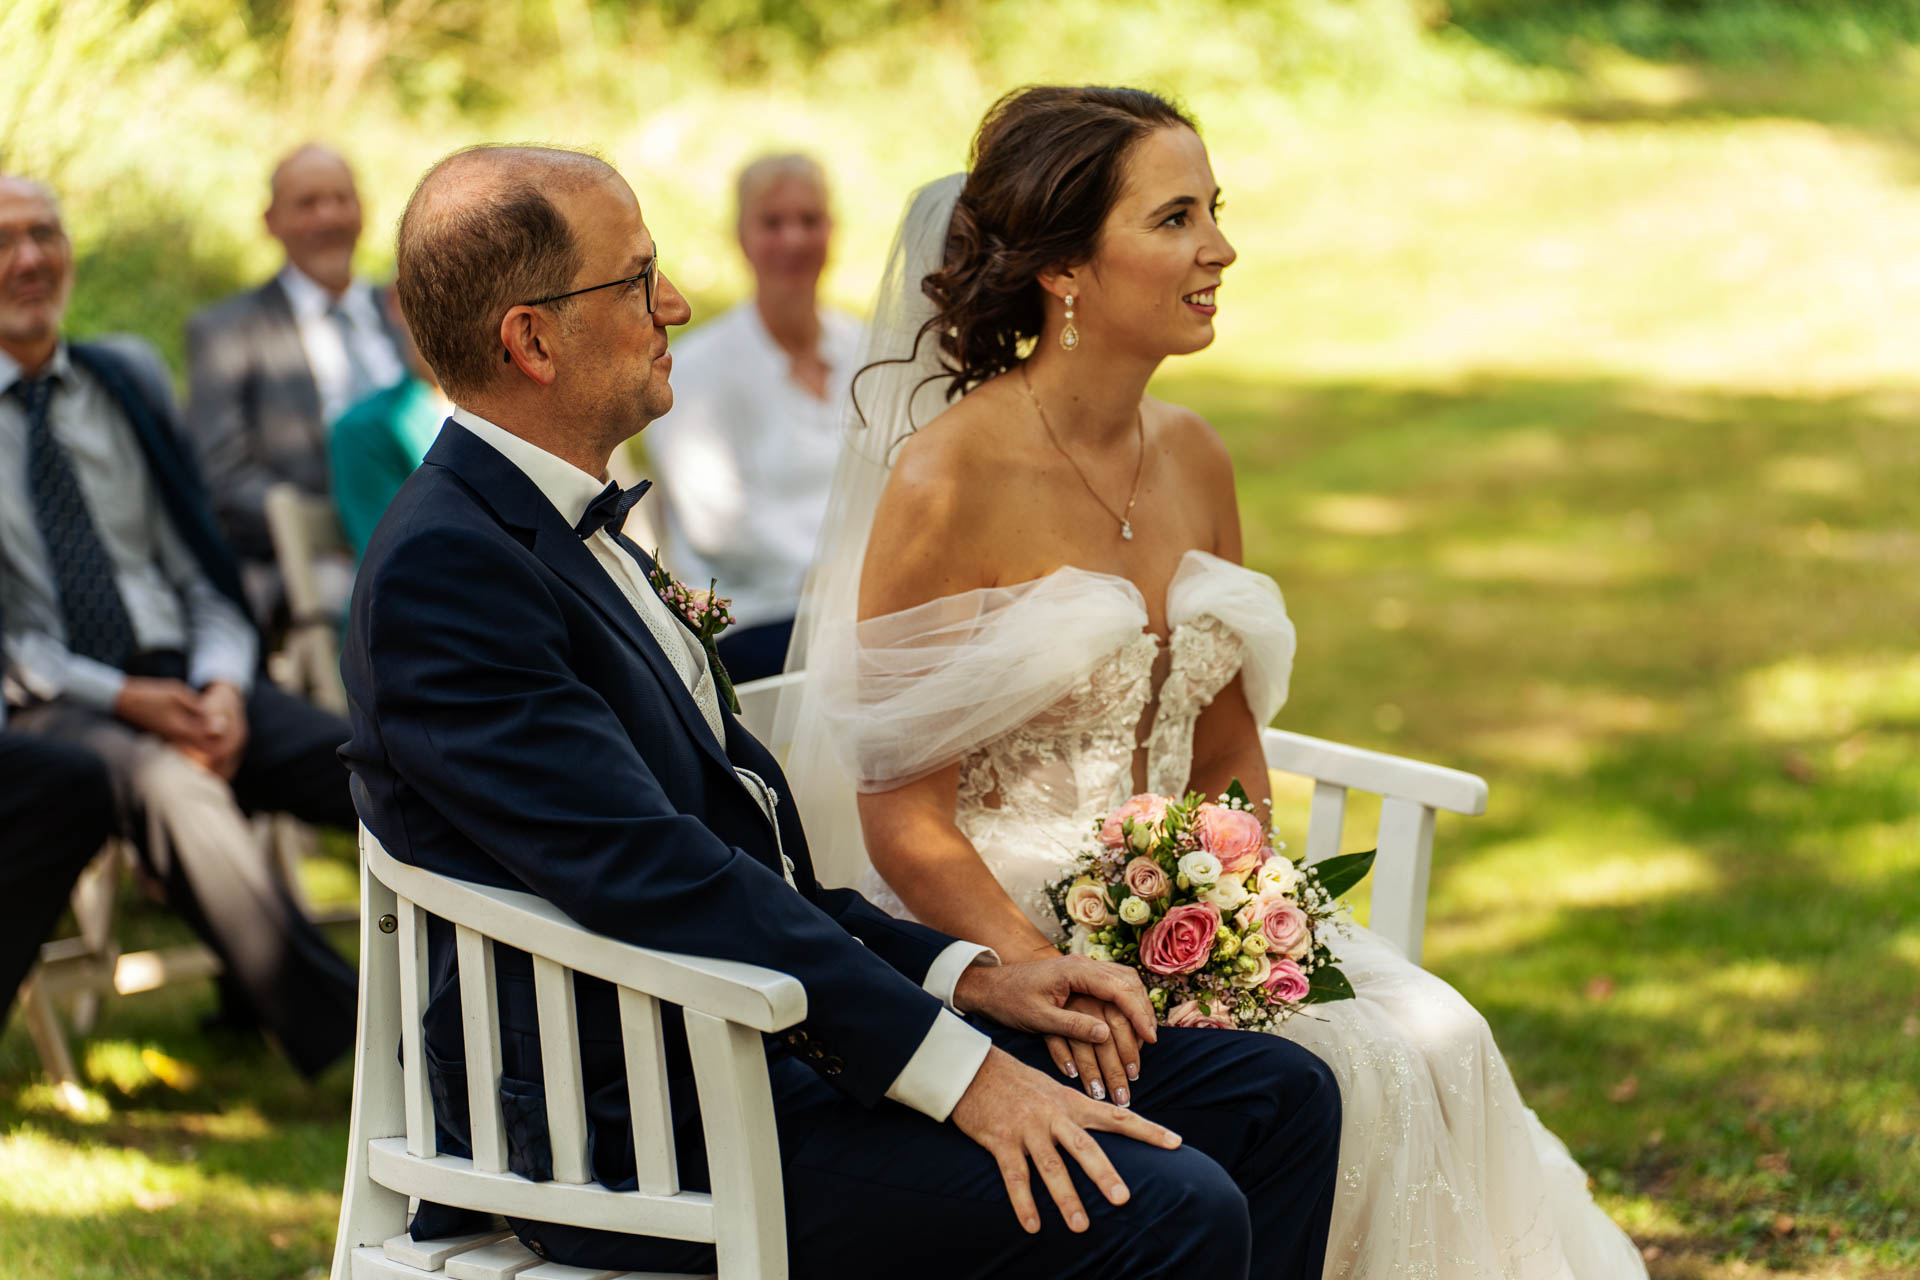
{"left": 5, "top": 77, "right": 1919, "bottom": 1280}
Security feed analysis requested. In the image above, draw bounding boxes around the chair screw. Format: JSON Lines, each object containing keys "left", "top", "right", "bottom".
{"left": 378, "top": 914, "right": 397, "bottom": 934}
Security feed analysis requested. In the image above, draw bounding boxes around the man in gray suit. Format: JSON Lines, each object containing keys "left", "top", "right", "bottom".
{"left": 186, "top": 144, "right": 406, "bottom": 616}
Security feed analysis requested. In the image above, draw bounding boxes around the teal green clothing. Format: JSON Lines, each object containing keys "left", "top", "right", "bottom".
{"left": 329, "top": 376, "right": 446, "bottom": 557}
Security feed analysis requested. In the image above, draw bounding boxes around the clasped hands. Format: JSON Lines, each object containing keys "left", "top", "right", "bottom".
{"left": 948, "top": 953, "right": 1179, "bottom": 1236}
{"left": 113, "top": 677, "right": 249, "bottom": 779}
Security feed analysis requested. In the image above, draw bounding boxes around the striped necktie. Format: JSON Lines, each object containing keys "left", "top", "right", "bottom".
{"left": 11, "top": 374, "right": 136, "bottom": 667}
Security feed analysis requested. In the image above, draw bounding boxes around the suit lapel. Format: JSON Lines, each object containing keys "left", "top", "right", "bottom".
{"left": 427, "top": 424, "right": 740, "bottom": 781}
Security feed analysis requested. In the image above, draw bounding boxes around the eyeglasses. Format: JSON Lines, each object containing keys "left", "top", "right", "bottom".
{"left": 0, "top": 224, "right": 68, "bottom": 262}
{"left": 523, "top": 247, "right": 659, "bottom": 313}
{"left": 504, "top": 248, "right": 659, "bottom": 362}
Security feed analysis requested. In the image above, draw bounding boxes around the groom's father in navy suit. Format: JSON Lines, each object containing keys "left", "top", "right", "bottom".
{"left": 342, "top": 145, "right": 1340, "bottom": 1279}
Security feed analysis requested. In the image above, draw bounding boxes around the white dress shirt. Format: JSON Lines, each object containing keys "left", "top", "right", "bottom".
{"left": 0, "top": 342, "right": 257, "bottom": 712}
{"left": 278, "top": 263, "right": 407, "bottom": 425}
{"left": 646, "top": 303, "right": 865, "bottom": 628}
{"left": 452, "top": 409, "right": 995, "bottom": 1122}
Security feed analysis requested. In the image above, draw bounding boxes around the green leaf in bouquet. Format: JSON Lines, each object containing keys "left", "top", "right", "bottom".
{"left": 1306, "top": 964, "right": 1356, "bottom": 1004}
{"left": 1309, "top": 848, "right": 1376, "bottom": 901}
{"left": 1224, "top": 777, "right": 1251, "bottom": 808}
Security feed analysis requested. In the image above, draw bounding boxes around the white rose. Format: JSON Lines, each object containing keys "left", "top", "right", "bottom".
{"left": 1234, "top": 952, "right": 1274, "bottom": 988}
{"left": 1256, "top": 856, "right": 1304, "bottom": 896}
{"left": 1066, "top": 926, "right": 1098, "bottom": 957}
{"left": 1241, "top": 930, "right": 1270, "bottom": 956}
{"left": 1118, "top": 896, "right": 1152, "bottom": 926}
{"left": 1198, "top": 875, "right": 1251, "bottom": 912}
{"left": 1089, "top": 944, "right": 1115, "bottom": 964}
{"left": 1177, "top": 850, "right": 1223, "bottom": 886}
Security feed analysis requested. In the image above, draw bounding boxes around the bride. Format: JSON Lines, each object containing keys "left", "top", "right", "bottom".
{"left": 778, "top": 85, "right": 1648, "bottom": 1279}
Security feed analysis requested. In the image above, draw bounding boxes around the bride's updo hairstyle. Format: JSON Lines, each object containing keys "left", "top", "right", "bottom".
{"left": 925, "top": 84, "right": 1195, "bottom": 398}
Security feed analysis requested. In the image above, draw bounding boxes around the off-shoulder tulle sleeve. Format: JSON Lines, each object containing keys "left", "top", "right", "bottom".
{"left": 1166, "top": 551, "right": 1296, "bottom": 725}
{"left": 815, "top": 569, "right": 1149, "bottom": 791}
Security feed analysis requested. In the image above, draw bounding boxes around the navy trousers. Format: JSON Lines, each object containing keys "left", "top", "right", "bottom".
{"left": 0, "top": 732, "right": 115, "bottom": 1019}
{"left": 515, "top": 1019, "right": 1341, "bottom": 1279}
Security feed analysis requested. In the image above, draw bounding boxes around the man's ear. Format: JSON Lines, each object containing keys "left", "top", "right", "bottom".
{"left": 500, "top": 307, "right": 560, "bottom": 387}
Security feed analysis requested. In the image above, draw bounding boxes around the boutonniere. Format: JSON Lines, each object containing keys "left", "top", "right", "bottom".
{"left": 646, "top": 553, "right": 741, "bottom": 714}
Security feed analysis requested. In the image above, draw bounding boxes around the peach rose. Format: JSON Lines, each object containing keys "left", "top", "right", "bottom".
{"left": 1165, "top": 999, "right": 1237, "bottom": 1030}
{"left": 1262, "top": 957, "right": 1311, "bottom": 1003}
{"left": 1123, "top": 856, "right": 1171, "bottom": 901}
{"left": 1244, "top": 901, "right": 1320, "bottom": 959}
{"left": 1064, "top": 879, "right": 1113, "bottom": 929}
{"left": 1139, "top": 902, "right": 1221, "bottom": 976}
{"left": 1099, "top": 793, "right": 1172, "bottom": 851}
{"left": 1194, "top": 804, "right": 1269, "bottom": 876}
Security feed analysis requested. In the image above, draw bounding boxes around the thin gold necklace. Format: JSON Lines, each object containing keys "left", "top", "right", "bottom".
{"left": 1020, "top": 365, "right": 1145, "bottom": 541}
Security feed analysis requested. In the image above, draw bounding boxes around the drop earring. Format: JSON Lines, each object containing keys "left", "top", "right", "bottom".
{"left": 1060, "top": 294, "right": 1080, "bottom": 351}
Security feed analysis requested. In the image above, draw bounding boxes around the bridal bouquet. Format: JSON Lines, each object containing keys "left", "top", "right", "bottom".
{"left": 1045, "top": 782, "right": 1372, "bottom": 1031}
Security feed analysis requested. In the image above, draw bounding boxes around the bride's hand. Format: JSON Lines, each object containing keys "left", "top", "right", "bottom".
{"left": 1044, "top": 994, "right": 1144, "bottom": 1107}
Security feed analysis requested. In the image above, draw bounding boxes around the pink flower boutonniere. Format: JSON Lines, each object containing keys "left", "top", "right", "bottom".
{"left": 645, "top": 553, "right": 741, "bottom": 713}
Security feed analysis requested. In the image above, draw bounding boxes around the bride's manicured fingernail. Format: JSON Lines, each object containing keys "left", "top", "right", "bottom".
{"left": 1063, "top": 1062, "right": 1078, "bottom": 1078}
{"left": 1125, "top": 1063, "right": 1139, "bottom": 1081}
{"left": 1115, "top": 1086, "right": 1130, "bottom": 1107}
{"left": 1089, "top": 1079, "right": 1105, "bottom": 1101}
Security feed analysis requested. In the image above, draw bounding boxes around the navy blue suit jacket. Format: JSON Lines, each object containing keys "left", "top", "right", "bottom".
{"left": 340, "top": 421, "right": 962, "bottom": 1189}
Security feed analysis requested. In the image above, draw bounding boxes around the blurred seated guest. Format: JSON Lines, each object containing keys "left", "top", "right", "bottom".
{"left": 0, "top": 646, "right": 114, "bottom": 1024}
{"left": 0, "top": 175, "right": 359, "bottom": 1077}
{"left": 187, "top": 144, "right": 405, "bottom": 617}
{"left": 645, "top": 153, "right": 864, "bottom": 682}
{"left": 329, "top": 291, "right": 449, "bottom": 558}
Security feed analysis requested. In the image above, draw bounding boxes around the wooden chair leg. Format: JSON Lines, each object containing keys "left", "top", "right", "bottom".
{"left": 18, "top": 973, "right": 90, "bottom": 1115}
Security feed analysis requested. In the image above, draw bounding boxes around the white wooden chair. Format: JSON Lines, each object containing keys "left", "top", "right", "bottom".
{"left": 265, "top": 481, "right": 352, "bottom": 716}
{"left": 333, "top": 826, "right": 802, "bottom": 1280}
{"left": 262, "top": 481, "right": 357, "bottom": 925}
{"left": 733, "top": 672, "right": 1488, "bottom": 966}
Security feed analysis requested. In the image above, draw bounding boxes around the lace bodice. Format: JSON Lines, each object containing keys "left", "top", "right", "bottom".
{"left": 817, "top": 550, "right": 1296, "bottom": 934}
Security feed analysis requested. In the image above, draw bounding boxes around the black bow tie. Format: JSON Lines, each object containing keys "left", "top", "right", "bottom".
{"left": 575, "top": 478, "right": 652, "bottom": 540}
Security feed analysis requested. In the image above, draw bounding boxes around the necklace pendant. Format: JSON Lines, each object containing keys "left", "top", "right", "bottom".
{"left": 1120, "top": 520, "right": 1133, "bottom": 541}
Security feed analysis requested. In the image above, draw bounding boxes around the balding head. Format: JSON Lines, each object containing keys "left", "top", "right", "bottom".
{"left": 396, "top": 146, "right": 619, "bottom": 399}
{"left": 265, "top": 142, "right": 362, "bottom": 293}
{"left": 0, "top": 174, "right": 74, "bottom": 366}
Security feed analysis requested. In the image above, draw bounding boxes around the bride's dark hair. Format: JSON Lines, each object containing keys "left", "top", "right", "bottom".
{"left": 924, "top": 84, "right": 1195, "bottom": 399}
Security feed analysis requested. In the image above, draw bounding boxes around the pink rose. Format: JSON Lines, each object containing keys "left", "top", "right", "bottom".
{"left": 1123, "top": 856, "right": 1171, "bottom": 901}
{"left": 1064, "top": 879, "right": 1113, "bottom": 929}
{"left": 1262, "top": 957, "right": 1311, "bottom": 1003}
{"left": 1247, "top": 897, "right": 1312, "bottom": 960}
{"left": 1194, "top": 804, "right": 1268, "bottom": 876}
{"left": 1165, "top": 999, "right": 1236, "bottom": 1029}
{"left": 1099, "top": 793, "right": 1172, "bottom": 851}
{"left": 1139, "top": 903, "right": 1222, "bottom": 976}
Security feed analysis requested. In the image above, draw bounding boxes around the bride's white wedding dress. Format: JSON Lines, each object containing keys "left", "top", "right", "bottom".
{"left": 815, "top": 549, "right": 1647, "bottom": 1280}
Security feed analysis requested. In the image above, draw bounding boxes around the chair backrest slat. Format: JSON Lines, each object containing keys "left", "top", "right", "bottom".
{"left": 1371, "top": 796, "right": 1438, "bottom": 965}
{"left": 617, "top": 986, "right": 680, "bottom": 1196}
{"left": 1304, "top": 779, "right": 1349, "bottom": 868}
{"left": 396, "top": 898, "right": 438, "bottom": 1159}
{"left": 684, "top": 1009, "right": 789, "bottom": 1279}
{"left": 531, "top": 956, "right": 591, "bottom": 1184}
{"left": 454, "top": 924, "right": 508, "bottom": 1172}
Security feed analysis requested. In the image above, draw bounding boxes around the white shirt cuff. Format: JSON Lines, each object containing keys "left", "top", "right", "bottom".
{"left": 883, "top": 1008, "right": 993, "bottom": 1122}
{"left": 922, "top": 941, "right": 999, "bottom": 1013}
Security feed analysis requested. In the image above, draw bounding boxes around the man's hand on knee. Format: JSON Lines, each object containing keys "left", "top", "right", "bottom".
{"left": 949, "top": 1046, "right": 1182, "bottom": 1237}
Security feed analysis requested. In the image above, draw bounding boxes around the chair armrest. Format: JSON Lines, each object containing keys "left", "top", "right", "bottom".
{"left": 1261, "top": 727, "right": 1488, "bottom": 816}
{"left": 364, "top": 834, "right": 806, "bottom": 1032}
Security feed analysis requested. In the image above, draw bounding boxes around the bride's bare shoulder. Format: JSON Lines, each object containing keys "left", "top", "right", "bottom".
{"left": 865, "top": 381, "right": 1025, "bottom": 602}
{"left": 880, "top": 380, "right": 1025, "bottom": 512}
{"left": 1145, "top": 394, "right": 1236, "bottom": 496}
